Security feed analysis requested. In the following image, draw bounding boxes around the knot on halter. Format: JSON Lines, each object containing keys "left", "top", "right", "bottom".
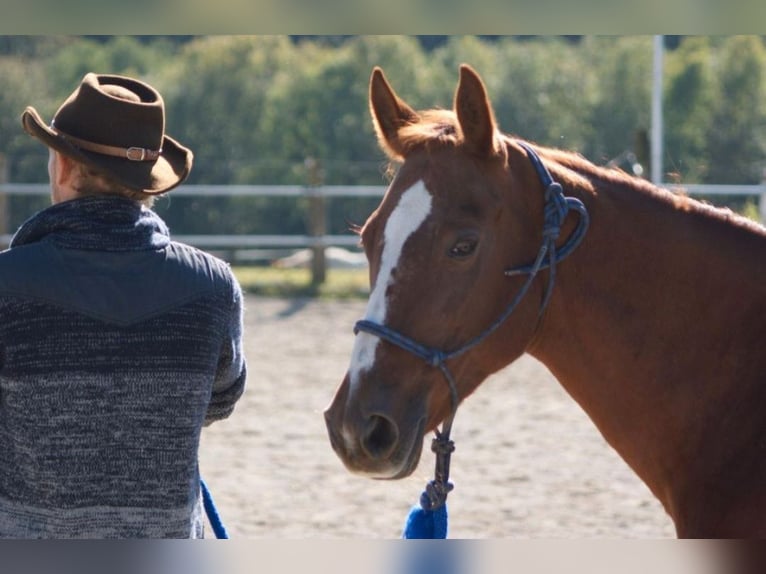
{"left": 419, "top": 432, "right": 456, "bottom": 511}
{"left": 431, "top": 433, "right": 456, "bottom": 456}
{"left": 542, "top": 182, "right": 568, "bottom": 241}
{"left": 428, "top": 351, "right": 447, "bottom": 368}
{"left": 420, "top": 479, "right": 454, "bottom": 511}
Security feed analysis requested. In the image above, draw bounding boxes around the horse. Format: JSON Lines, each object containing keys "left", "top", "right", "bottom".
{"left": 324, "top": 64, "right": 766, "bottom": 538}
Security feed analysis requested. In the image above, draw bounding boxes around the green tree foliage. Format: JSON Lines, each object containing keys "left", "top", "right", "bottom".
{"left": 44, "top": 36, "right": 175, "bottom": 96}
{"left": 0, "top": 55, "right": 48, "bottom": 180}
{"left": 257, "top": 36, "right": 431, "bottom": 184}
{"left": 0, "top": 55, "right": 51, "bottom": 225}
{"left": 664, "top": 37, "right": 716, "bottom": 183}
{"left": 584, "top": 36, "right": 653, "bottom": 165}
{"left": 491, "top": 36, "right": 597, "bottom": 154}
{"left": 159, "top": 35, "right": 296, "bottom": 185}
{"left": 705, "top": 36, "right": 766, "bottom": 185}
{"left": 2, "top": 35, "right": 766, "bottom": 238}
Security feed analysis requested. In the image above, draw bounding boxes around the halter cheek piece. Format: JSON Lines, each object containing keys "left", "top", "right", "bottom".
{"left": 354, "top": 141, "right": 590, "bottom": 511}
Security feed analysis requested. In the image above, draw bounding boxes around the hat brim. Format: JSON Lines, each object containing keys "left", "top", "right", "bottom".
{"left": 22, "top": 106, "right": 193, "bottom": 195}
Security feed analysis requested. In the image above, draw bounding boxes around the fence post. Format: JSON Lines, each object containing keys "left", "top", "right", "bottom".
{"left": 305, "top": 157, "right": 326, "bottom": 285}
{"left": 0, "top": 154, "right": 9, "bottom": 249}
{"left": 760, "top": 168, "right": 766, "bottom": 225}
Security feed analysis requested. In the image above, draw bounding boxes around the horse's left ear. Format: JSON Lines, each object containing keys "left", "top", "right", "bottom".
{"left": 455, "top": 65, "right": 502, "bottom": 158}
{"left": 369, "top": 67, "right": 419, "bottom": 160}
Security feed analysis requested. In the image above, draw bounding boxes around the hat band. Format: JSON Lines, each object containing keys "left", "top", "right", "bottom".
{"left": 50, "top": 124, "right": 161, "bottom": 162}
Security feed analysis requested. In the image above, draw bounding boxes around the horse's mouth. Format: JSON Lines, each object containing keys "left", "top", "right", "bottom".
{"left": 382, "top": 416, "right": 426, "bottom": 480}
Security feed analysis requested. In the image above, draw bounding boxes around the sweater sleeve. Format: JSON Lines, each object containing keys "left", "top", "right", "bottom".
{"left": 205, "top": 277, "right": 247, "bottom": 425}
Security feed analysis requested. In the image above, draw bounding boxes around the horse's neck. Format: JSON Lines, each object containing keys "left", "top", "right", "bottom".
{"left": 527, "top": 175, "right": 766, "bottom": 520}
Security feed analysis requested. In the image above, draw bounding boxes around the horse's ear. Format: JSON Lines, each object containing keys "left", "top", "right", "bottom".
{"left": 369, "top": 67, "right": 419, "bottom": 160}
{"left": 455, "top": 64, "right": 501, "bottom": 158}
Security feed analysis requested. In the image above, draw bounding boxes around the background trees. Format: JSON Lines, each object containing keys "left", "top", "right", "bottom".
{"left": 705, "top": 36, "right": 766, "bottom": 186}
{"left": 2, "top": 35, "right": 765, "bottom": 235}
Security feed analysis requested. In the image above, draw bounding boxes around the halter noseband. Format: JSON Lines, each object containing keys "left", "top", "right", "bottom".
{"left": 353, "top": 141, "right": 590, "bottom": 510}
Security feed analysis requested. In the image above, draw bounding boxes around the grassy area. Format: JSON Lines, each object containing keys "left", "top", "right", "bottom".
{"left": 233, "top": 266, "right": 370, "bottom": 299}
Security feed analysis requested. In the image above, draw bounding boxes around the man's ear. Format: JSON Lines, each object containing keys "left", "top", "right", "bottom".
{"left": 49, "top": 150, "right": 83, "bottom": 203}
{"left": 52, "top": 151, "right": 76, "bottom": 189}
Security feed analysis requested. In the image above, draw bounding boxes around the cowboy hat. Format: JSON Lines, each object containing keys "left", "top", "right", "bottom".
{"left": 21, "top": 73, "right": 193, "bottom": 195}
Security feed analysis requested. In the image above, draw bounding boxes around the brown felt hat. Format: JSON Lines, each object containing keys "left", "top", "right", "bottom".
{"left": 21, "top": 73, "right": 193, "bottom": 194}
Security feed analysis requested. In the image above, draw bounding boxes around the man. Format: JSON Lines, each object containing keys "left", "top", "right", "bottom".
{"left": 0, "top": 73, "right": 246, "bottom": 538}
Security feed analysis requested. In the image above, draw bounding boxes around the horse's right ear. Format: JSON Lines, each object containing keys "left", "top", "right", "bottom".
{"left": 455, "top": 64, "right": 502, "bottom": 159}
{"left": 369, "top": 67, "right": 419, "bottom": 160}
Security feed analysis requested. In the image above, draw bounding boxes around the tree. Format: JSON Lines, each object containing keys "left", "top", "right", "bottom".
{"left": 159, "top": 35, "right": 297, "bottom": 186}
{"left": 583, "top": 36, "right": 653, "bottom": 166}
{"left": 465, "top": 36, "right": 597, "bottom": 155}
{"left": 3, "top": 35, "right": 766, "bottom": 238}
{"left": 705, "top": 36, "right": 766, "bottom": 184}
{"left": 153, "top": 36, "right": 305, "bottom": 236}
{"left": 44, "top": 36, "right": 174, "bottom": 97}
{"left": 257, "top": 36, "right": 431, "bottom": 234}
{"left": 664, "top": 37, "right": 716, "bottom": 183}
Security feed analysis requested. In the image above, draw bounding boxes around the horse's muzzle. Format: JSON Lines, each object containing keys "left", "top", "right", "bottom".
{"left": 323, "top": 373, "right": 426, "bottom": 479}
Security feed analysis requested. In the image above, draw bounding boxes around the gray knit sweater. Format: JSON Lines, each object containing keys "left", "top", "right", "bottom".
{"left": 0, "top": 196, "right": 246, "bottom": 538}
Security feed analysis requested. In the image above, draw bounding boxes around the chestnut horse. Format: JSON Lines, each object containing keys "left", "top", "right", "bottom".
{"left": 324, "top": 64, "right": 766, "bottom": 537}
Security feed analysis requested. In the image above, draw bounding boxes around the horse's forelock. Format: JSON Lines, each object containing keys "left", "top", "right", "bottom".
{"left": 388, "top": 110, "right": 461, "bottom": 159}
{"left": 387, "top": 110, "right": 516, "bottom": 169}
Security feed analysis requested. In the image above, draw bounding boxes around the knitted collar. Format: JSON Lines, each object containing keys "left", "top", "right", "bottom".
{"left": 10, "top": 195, "right": 171, "bottom": 251}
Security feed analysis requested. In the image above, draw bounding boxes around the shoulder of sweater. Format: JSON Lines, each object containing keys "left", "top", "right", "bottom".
{"left": 166, "top": 241, "right": 240, "bottom": 294}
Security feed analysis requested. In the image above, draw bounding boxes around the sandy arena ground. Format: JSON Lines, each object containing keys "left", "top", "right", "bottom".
{"left": 199, "top": 296, "right": 676, "bottom": 539}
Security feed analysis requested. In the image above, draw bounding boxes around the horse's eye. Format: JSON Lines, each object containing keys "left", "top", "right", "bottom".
{"left": 448, "top": 236, "right": 478, "bottom": 258}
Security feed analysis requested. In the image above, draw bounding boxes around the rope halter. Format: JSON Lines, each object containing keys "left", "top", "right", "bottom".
{"left": 354, "top": 141, "right": 590, "bottom": 510}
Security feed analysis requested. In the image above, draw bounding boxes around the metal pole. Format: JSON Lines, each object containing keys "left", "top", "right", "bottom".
{"left": 651, "top": 35, "right": 664, "bottom": 186}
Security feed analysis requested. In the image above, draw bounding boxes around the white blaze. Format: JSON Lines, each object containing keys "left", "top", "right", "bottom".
{"left": 349, "top": 180, "right": 432, "bottom": 389}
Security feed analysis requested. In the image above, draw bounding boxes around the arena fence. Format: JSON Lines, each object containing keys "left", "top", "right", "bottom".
{"left": 2, "top": 170, "right": 766, "bottom": 285}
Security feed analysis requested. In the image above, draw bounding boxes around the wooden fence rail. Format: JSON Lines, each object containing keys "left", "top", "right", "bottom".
{"left": 0, "top": 178, "right": 387, "bottom": 284}
{"left": 2, "top": 174, "right": 766, "bottom": 284}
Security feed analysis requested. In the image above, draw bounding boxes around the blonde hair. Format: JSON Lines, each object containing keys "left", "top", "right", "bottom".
{"left": 72, "top": 161, "right": 156, "bottom": 208}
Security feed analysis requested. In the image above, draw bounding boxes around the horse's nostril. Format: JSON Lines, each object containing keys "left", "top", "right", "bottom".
{"left": 362, "top": 414, "right": 399, "bottom": 459}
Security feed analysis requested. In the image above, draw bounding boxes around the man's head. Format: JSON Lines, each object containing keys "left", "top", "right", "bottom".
{"left": 22, "top": 73, "right": 193, "bottom": 204}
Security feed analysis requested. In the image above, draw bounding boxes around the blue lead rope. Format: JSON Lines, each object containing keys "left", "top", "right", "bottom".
{"left": 403, "top": 499, "right": 449, "bottom": 539}
{"left": 401, "top": 433, "right": 455, "bottom": 539}
{"left": 200, "top": 478, "right": 229, "bottom": 539}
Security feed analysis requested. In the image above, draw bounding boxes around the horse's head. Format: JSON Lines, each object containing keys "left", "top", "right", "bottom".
{"left": 325, "top": 65, "right": 564, "bottom": 479}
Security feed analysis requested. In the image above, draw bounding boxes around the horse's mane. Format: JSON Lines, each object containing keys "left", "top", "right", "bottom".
{"left": 530, "top": 141, "right": 766, "bottom": 236}
{"left": 386, "top": 109, "right": 765, "bottom": 237}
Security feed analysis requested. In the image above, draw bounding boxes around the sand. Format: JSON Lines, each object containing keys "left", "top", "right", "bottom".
{"left": 198, "top": 296, "right": 676, "bottom": 539}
